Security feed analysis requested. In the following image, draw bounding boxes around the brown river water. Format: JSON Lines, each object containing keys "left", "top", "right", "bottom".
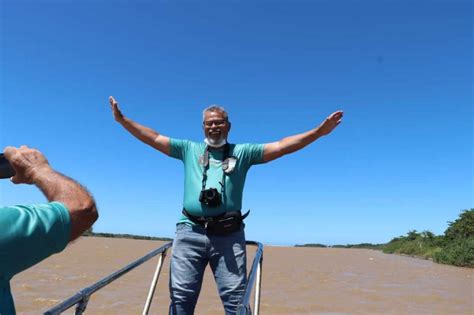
{"left": 11, "top": 237, "right": 473, "bottom": 314}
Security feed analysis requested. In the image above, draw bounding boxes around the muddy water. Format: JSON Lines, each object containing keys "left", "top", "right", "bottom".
{"left": 11, "top": 237, "right": 473, "bottom": 314}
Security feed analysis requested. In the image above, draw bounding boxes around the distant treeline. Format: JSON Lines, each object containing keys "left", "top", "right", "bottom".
{"left": 295, "top": 243, "right": 384, "bottom": 250}
{"left": 333, "top": 243, "right": 385, "bottom": 250}
{"left": 295, "top": 209, "right": 474, "bottom": 268}
{"left": 83, "top": 229, "right": 172, "bottom": 242}
{"left": 295, "top": 243, "right": 328, "bottom": 248}
{"left": 383, "top": 209, "right": 473, "bottom": 268}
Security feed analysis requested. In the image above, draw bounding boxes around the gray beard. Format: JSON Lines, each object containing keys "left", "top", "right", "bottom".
{"left": 204, "top": 137, "right": 227, "bottom": 148}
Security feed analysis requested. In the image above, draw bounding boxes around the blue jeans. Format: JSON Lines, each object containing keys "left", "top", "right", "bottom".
{"left": 169, "top": 223, "right": 247, "bottom": 315}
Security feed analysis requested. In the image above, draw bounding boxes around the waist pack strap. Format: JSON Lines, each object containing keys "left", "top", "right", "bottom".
{"left": 182, "top": 209, "right": 210, "bottom": 225}
{"left": 182, "top": 209, "right": 250, "bottom": 226}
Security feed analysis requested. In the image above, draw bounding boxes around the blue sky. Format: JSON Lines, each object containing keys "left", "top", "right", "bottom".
{"left": 1, "top": 0, "right": 472, "bottom": 245}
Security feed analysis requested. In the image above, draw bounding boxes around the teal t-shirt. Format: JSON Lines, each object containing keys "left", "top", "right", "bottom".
{"left": 0, "top": 201, "right": 71, "bottom": 315}
{"left": 170, "top": 139, "right": 264, "bottom": 223}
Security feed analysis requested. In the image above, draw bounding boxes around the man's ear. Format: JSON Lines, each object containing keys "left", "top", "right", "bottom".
{"left": 228, "top": 122, "right": 231, "bottom": 132}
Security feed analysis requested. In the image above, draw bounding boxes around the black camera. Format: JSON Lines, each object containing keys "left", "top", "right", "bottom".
{"left": 0, "top": 154, "right": 16, "bottom": 179}
{"left": 199, "top": 188, "right": 222, "bottom": 207}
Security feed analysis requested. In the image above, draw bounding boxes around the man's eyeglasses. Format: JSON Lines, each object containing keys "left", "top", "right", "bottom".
{"left": 203, "top": 120, "right": 227, "bottom": 127}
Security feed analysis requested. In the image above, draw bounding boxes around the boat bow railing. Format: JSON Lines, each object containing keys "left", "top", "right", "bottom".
{"left": 44, "top": 240, "right": 263, "bottom": 315}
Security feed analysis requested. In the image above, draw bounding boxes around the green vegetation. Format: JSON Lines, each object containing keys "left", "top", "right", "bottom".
{"left": 383, "top": 209, "right": 473, "bottom": 267}
{"left": 433, "top": 209, "right": 474, "bottom": 267}
{"left": 295, "top": 243, "right": 327, "bottom": 248}
{"left": 382, "top": 230, "right": 445, "bottom": 260}
{"left": 295, "top": 243, "right": 383, "bottom": 249}
{"left": 332, "top": 243, "right": 385, "bottom": 250}
{"left": 83, "top": 227, "right": 172, "bottom": 242}
{"left": 295, "top": 209, "right": 473, "bottom": 268}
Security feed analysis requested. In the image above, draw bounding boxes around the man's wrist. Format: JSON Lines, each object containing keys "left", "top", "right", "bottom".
{"left": 117, "top": 114, "right": 126, "bottom": 124}
{"left": 30, "top": 166, "right": 56, "bottom": 184}
{"left": 314, "top": 126, "right": 326, "bottom": 139}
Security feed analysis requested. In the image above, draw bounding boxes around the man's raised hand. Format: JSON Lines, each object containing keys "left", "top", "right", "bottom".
{"left": 109, "top": 96, "right": 124, "bottom": 122}
{"left": 317, "top": 110, "right": 344, "bottom": 137}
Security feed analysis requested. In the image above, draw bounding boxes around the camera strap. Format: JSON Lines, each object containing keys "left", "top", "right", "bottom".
{"left": 201, "top": 143, "right": 231, "bottom": 196}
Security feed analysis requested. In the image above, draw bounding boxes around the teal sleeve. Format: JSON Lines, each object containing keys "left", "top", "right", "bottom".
{"left": 240, "top": 143, "right": 265, "bottom": 165}
{"left": 169, "top": 138, "right": 191, "bottom": 161}
{"left": 0, "top": 202, "right": 71, "bottom": 280}
{"left": 0, "top": 281, "right": 15, "bottom": 315}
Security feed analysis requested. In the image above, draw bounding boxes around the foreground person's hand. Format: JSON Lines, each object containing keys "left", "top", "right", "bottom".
{"left": 3, "top": 146, "right": 53, "bottom": 184}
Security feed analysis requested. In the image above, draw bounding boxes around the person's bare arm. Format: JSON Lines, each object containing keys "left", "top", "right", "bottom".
{"left": 263, "top": 110, "right": 343, "bottom": 162}
{"left": 109, "top": 96, "right": 171, "bottom": 155}
{"left": 3, "top": 146, "right": 98, "bottom": 241}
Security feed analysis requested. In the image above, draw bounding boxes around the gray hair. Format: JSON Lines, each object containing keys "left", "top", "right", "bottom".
{"left": 202, "top": 105, "right": 229, "bottom": 122}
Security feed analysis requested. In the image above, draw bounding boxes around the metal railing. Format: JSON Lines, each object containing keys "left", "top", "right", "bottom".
{"left": 237, "top": 240, "right": 264, "bottom": 315}
{"left": 44, "top": 240, "right": 263, "bottom": 315}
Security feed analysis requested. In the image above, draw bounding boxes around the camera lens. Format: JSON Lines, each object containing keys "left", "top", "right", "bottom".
{"left": 199, "top": 188, "right": 221, "bottom": 207}
{"left": 205, "top": 189, "right": 216, "bottom": 199}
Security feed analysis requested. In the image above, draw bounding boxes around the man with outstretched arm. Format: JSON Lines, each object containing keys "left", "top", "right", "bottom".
{"left": 0, "top": 146, "right": 98, "bottom": 314}
{"left": 109, "top": 96, "right": 343, "bottom": 314}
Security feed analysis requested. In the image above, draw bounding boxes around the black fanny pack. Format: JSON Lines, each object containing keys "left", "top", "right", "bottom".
{"left": 182, "top": 209, "right": 250, "bottom": 235}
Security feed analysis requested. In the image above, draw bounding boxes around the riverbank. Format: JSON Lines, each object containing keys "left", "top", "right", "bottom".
{"left": 85, "top": 209, "right": 474, "bottom": 268}
{"left": 296, "top": 209, "right": 474, "bottom": 268}
{"left": 83, "top": 231, "right": 172, "bottom": 242}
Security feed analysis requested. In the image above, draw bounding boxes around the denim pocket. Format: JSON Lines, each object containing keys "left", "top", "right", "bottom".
{"left": 176, "top": 223, "right": 190, "bottom": 232}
